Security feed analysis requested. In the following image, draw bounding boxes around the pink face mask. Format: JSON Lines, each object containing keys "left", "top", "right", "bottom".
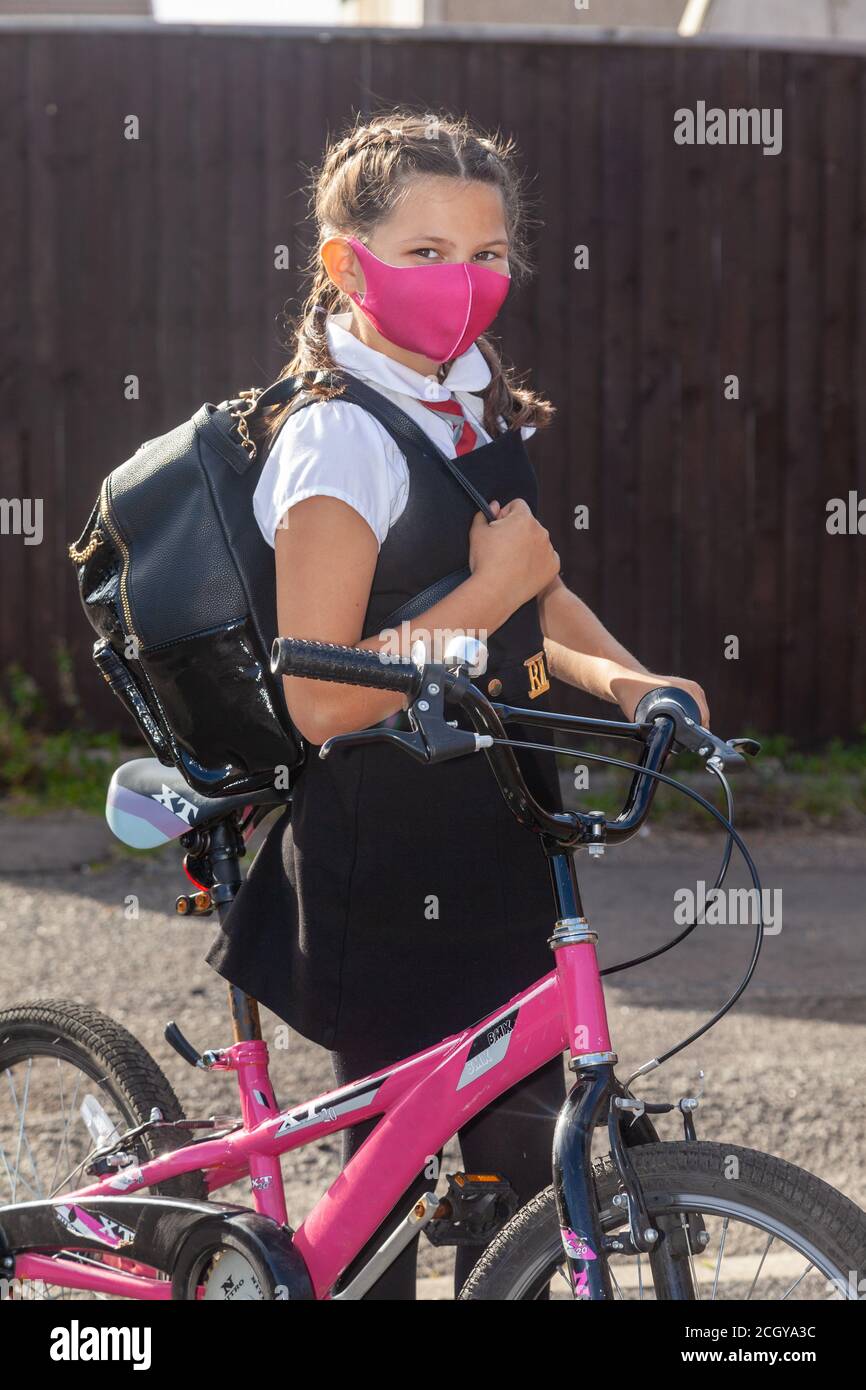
{"left": 344, "top": 235, "right": 510, "bottom": 362}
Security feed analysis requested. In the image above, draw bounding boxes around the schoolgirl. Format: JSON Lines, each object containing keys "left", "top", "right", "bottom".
{"left": 207, "top": 109, "right": 709, "bottom": 1299}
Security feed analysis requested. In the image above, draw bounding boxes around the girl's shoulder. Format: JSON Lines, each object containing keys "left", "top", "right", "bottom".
{"left": 267, "top": 392, "right": 401, "bottom": 459}
{"left": 252, "top": 394, "right": 409, "bottom": 551}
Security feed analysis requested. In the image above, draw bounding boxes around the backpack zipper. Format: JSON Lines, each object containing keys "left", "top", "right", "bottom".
{"left": 99, "top": 475, "right": 140, "bottom": 643}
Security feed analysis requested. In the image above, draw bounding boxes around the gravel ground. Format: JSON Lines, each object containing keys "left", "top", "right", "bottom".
{"left": 1, "top": 808, "right": 864, "bottom": 1297}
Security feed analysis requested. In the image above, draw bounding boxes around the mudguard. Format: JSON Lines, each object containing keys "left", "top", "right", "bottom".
{"left": 0, "top": 1194, "right": 314, "bottom": 1300}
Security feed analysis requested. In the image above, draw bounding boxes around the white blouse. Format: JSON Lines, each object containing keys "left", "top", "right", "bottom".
{"left": 252, "top": 311, "right": 535, "bottom": 550}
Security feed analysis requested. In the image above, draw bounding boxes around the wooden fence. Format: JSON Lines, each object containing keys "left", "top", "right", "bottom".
{"left": 1, "top": 22, "right": 865, "bottom": 742}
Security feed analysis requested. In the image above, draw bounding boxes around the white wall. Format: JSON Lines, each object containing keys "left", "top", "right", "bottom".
{"left": 700, "top": 0, "right": 866, "bottom": 39}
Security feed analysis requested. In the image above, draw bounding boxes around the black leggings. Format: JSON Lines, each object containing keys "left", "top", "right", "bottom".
{"left": 330, "top": 1040, "right": 566, "bottom": 1299}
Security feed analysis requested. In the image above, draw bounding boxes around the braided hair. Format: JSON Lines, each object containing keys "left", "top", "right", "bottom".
{"left": 251, "top": 108, "right": 555, "bottom": 457}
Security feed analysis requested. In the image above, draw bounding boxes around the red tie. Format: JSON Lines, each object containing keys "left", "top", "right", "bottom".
{"left": 419, "top": 396, "right": 478, "bottom": 456}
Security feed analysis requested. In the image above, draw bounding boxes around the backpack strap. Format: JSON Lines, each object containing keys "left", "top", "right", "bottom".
{"left": 286, "top": 371, "right": 497, "bottom": 523}
{"left": 210, "top": 377, "right": 305, "bottom": 474}
{"left": 242, "top": 370, "right": 497, "bottom": 525}
{"left": 380, "top": 568, "right": 471, "bottom": 631}
{"left": 254, "top": 375, "right": 304, "bottom": 412}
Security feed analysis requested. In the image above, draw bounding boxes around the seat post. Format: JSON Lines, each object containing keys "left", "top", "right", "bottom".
{"left": 208, "top": 817, "right": 263, "bottom": 1044}
{"left": 226, "top": 984, "right": 263, "bottom": 1043}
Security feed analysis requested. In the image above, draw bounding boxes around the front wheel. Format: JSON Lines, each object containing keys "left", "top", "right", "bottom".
{"left": 458, "top": 1142, "right": 866, "bottom": 1300}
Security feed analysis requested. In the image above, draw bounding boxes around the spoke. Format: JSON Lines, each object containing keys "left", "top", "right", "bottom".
{"left": 49, "top": 1058, "right": 70, "bottom": 1193}
{"left": 48, "top": 1074, "right": 108, "bottom": 1197}
{"left": 711, "top": 1217, "right": 729, "bottom": 1301}
{"left": 2, "top": 1058, "right": 117, "bottom": 1207}
{"left": 682, "top": 1213, "right": 701, "bottom": 1300}
{"left": 781, "top": 1261, "right": 815, "bottom": 1301}
{"left": 546, "top": 1207, "right": 839, "bottom": 1305}
{"left": 51, "top": 1062, "right": 84, "bottom": 1194}
{"left": 13, "top": 1060, "right": 32, "bottom": 1198}
{"left": 5, "top": 1061, "right": 43, "bottom": 1202}
{"left": 47, "top": 1146, "right": 103, "bottom": 1201}
{"left": 0, "top": 1150, "right": 41, "bottom": 1202}
{"left": 0, "top": 1074, "right": 43, "bottom": 1203}
{"left": 746, "top": 1233, "right": 775, "bottom": 1301}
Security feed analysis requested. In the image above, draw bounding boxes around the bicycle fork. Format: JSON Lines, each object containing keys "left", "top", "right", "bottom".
{"left": 546, "top": 847, "right": 695, "bottom": 1301}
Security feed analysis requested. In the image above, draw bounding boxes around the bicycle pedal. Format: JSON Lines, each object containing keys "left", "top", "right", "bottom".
{"left": 424, "top": 1172, "right": 520, "bottom": 1247}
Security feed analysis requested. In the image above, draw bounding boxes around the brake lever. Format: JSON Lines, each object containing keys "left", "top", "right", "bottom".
{"left": 633, "top": 688, "right": 759, "bottom": 771}
{"left": 318, "top": 662, "right": 493, "bottom": 766}
{"left": 319, "top": 727, "right": 431, "bottom": 762}
{"left": 704, "top": 735, "right": 761, "bottom": 773}
{"left": 701, "top": 741, "right": 746, "bottom": 770}
{"left": 729, "top": 737, "right": 761, "bottom": 758}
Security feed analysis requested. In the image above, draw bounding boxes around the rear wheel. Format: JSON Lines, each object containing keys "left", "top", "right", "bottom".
{"left": 458, "top": 1142, "right": 866, "bottom": 1300}
{"left": 0, "top": 999, "right": 207, "bottom": 1300}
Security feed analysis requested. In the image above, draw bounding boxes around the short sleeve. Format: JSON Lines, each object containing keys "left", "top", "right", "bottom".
{"left": 252, "top": 399, "right": 408, "bottom": 550}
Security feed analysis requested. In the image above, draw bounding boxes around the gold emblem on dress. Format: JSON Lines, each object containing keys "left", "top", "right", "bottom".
{"left": 524, "top": 650, "right": 550, "bottom": 699}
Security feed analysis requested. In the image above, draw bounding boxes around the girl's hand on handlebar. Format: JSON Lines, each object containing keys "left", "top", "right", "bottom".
{"left": 609, "top": 667, "right": 711, "bottom": 728}
{"left": 469, "top": 498, "right": 561, "bottom": 611}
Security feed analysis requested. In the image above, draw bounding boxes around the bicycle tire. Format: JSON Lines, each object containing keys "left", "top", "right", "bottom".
{"left": 0, "top": 998, "right": 206, "bottom": 1203}
{"left": 458, "top": 1141, "right": 866, "bottom": 1300}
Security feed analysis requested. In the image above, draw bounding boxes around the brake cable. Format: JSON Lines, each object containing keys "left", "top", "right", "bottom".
{"left": 490, "top": 737, "right": 765, "bottom": 1077}
{"left": 600, "top": 760, "right": 734, "bottom": 977}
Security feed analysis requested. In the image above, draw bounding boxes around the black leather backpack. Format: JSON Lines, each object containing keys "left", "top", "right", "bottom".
{"left": 69, "top": 371, "right": 493, "bottom": 799}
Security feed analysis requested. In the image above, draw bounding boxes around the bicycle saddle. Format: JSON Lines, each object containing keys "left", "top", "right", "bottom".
{"left": 105, "top": 758, "right": 288, "bottom": 849}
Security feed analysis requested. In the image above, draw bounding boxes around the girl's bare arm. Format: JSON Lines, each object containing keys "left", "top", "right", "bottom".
{"left": 275, "top": 496, "right": 514, "bottom": 744}
{"left": 538, "top": 576, "right": 710, "bottom": 725}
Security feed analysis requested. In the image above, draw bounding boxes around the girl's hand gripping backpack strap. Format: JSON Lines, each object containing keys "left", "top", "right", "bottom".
{"left": 327, "top": 374, "right": 497, "bottom": 523}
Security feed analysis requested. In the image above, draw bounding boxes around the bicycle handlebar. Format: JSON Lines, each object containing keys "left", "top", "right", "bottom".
{"left": 270, "top": 636, "right": 423, "bottom": 697}
{"left": 270, "top": 636, "right": 758, "bottom": 850}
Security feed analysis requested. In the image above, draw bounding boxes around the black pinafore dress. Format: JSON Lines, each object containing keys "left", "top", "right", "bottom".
{"left": 206, "top": 408, "right": 563, "bottom": 1058}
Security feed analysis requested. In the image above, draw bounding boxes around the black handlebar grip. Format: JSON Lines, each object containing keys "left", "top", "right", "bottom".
{"left": 633, "top": 686, "right": 747, "bottom": 767}
{"left": 270, "top": 637, "right": 422, "bottom": 696}
{"left": 633, "top": 686, "right": 703, "bottom": 733}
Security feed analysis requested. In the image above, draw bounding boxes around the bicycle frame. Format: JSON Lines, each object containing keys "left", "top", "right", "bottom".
{"left": 1, "top": 840, "right": 672, "bottom": 1301}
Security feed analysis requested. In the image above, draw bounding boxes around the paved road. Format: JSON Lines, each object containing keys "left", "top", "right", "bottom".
{"left": 1, "top": 810, "right": 864, "bottom": 1295}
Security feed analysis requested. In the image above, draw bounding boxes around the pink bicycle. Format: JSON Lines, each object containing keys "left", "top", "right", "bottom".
{"left": 1, "top": 636, "right": 865, "bottom": 1300}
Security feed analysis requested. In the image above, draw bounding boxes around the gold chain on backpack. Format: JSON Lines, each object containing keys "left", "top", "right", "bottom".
{"left": 229, "top": 387, "right": 264, "bottom": 459}
{"left": 68, "top": 528, "right": 104, "bottom": 565}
